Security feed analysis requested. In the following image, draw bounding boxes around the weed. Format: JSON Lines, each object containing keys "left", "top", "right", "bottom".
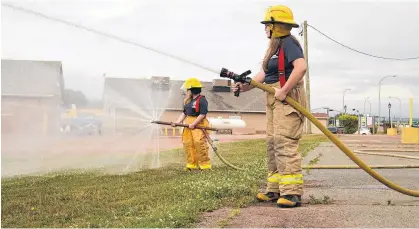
{"left": 217, "top": 208, "right": 241, "bottom": 228}
{"left": 387, "top": 200, "right": 395, "bottom": 206}
{"left": 308, "top": 195, "right": 334, "bottom": 205}
{"left": 305, "top": 153, "right": 324, "bottom": 174}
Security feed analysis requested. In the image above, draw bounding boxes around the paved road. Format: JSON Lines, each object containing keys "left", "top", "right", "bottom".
{"left": 198, "top": 140, "right": 419, "bottom": 228}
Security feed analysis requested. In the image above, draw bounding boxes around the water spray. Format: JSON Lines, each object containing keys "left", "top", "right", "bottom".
{"left": 5, "top": 2, "right": 416, "bottom": 196}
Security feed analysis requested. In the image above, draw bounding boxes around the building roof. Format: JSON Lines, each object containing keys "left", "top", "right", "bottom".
{"left": 312, "top": 112, "right": 329, "bottom": 118}
{"left": 1, "top": 59, "right": 64, "bottom": 98}
{"left": 103, "top": 77, "right": 266, "bottom": 113}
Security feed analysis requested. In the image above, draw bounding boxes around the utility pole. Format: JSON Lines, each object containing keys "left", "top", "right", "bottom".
{"left": 378, "top": 75, "right": 397, "bottom": 132}
{"left": 409, "top": 98, "right": 413, "bottom": 126}
{"left": 357, "top": 110, "right": 361, "bottom": 135}
{"left": 322, "top": 107, "right": 331, "bottom": 126}
{"left": 372, "top": 114, "right": 375, "bottom": 135}
{"left": 303, "top": 20, "right": 311, "bottom": 134}
{"left": 364, "top": 97, "right": 370, "bottom": 115}
{"left": 389, "top": 96, "right": 401, "bottom": 127}
{"left": 343, "top": 89, "right": 351, "bottom": 113}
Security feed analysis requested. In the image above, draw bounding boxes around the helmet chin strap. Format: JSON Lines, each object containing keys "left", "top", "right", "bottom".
{"left": 271, "top": 24, "right": 291, "bottom": 38}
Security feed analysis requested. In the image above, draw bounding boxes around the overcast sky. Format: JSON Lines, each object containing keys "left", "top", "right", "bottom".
{"left": 2, "top": 0, "right": 419, "bottom": 118}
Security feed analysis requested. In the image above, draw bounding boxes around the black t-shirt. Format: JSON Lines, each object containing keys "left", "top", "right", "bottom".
{"left": 183, "top": 95, "right": 208, "bottom": 116}
{"left": 264, "top": 35, "right": 304, "bottom": 84}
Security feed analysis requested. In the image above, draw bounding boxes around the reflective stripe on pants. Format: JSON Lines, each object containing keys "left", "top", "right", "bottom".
{"left": 278, "top": 174, "right": 304, "bottom": 185}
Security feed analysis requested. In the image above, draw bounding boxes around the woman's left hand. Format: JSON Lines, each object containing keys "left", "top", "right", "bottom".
{"left": 189, "top": 123, "right": 196, "bottom": 129}
{"left": 274, "top": 87, "right": 287, "bottom": 101}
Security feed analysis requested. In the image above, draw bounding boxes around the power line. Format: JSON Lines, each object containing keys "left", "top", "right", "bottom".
{"left": 307, "top": 24, "right": 419, "bottom": 61}
{"left": 1, "top": 3, "right": 220, "bottom": 74}
{"left": 4, "top": 3, "right": 419, "bottom": 64}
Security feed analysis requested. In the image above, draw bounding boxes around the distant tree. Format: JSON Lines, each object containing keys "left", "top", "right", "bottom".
{"left": 64, "top": 89, "right": 87, "bottom": 107}
{"left": 337, "top": 113, "right": 359, "bottom": 134}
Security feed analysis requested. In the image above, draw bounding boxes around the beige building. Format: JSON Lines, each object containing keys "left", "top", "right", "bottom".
{"left": 1, "top": 59, "right": 65, "bottom": 136}
{"left": 309, "top": 112, "right": 329, "bottom": 134}
{"left": 102, "top": 76, "right": 327, "bottom": 135}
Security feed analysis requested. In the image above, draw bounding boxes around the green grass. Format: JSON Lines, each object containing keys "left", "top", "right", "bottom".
{"left": 1, "top": 135, "right": 328, "bottom": 228}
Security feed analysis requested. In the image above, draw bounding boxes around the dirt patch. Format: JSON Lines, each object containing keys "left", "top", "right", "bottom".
{"left": 304, "top": 179, "right": 329, "bottom": 188}
{"left": 196, "top": 204, "right": 344, "bottom": 228}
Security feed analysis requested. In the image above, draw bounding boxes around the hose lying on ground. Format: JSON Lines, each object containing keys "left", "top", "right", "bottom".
{"left": 247, "top": 79, "right": 419, "bottom": 197}
{"left": 354, "top": 150, "right": 419, "bottom": 160}
{"left": 303, "top": 150, "right": 419, "bottom": 169}
{"left": 202, "top": 130, "right": 244, "bottom": 171}
{"left": 303, "top": 165, "right": 419, "bottom": 169}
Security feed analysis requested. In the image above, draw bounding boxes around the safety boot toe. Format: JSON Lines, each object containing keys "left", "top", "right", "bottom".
{"left": 277, "top": 195, "right": 302, "bottom": 208}
{"left": 256, "top": 192, "right": 279, "bottom": 202}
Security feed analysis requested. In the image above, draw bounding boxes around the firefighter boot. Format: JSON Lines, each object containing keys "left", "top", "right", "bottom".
{"left": 256, "top": 192, "right": 279, "bottom": 202}
{"left": 277, "top": 195, "right": 302, "bottom": 208}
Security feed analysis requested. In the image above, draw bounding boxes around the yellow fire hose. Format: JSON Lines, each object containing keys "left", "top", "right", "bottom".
{"left": 246, "top": 79, "right": 419, "bottom": 197}
{"left": 202, "top": 130, "right": 244, "bottom": 171}
{"left": 152, "top": 80, "right": 419, "bottom": 197}
{"left": 354, "top": 150, "right": 419, "bottom": 160}
{"left": 303, "top": 165, "right": 419, "bottom": 169}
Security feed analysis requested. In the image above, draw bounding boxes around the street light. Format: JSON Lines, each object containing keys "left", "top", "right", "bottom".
{"left": 343, "top": 88, "right": 351, "bottom": 113}
{"left": 388, "top": 102, "right": 392, "bottom": 128}
{"left": 321, "top": 107, "right": 332, "bottom": 126}
{"left": 356, "top": 109, "right": 361, "bottom": 134}
{"left": 378, "top": 75, "right": 397, "bottom": 130}
{"left": 364, "top": 97, "right": 372, "bottom": 115}
{"left": 389, "top": 96, "right": 402, "bottom": 125}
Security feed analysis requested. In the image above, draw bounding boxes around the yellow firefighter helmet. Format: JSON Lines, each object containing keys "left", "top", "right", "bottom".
{"left": 261, "top": 5, "right": 299, "bottom": 28}
{"left": 180, "top": 78, "right": 203, "bottom": 91}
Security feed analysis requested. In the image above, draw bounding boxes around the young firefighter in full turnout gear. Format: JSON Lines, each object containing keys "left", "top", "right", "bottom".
{"left": 172, "top": 78, "right": 212, "bottom": 171}
{"left": 233, "top": 5, "right": 307, "bottom": 208}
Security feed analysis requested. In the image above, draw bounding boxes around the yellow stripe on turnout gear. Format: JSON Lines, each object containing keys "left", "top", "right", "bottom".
{"left": 199, "top": 164, "right": 212, "bottom": 170}
{"left": 186, "top": 163, "right": 198, "bottom": 169}
{"left": 278, "top": 174, "right": 304, "bottom": 185}
{"left": 267, "top": 172, "right": 280, "bottom": 183}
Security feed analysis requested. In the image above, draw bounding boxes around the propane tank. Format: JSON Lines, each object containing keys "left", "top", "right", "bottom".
{"left": 208, "top": 117, "right": 246, "bottom": 129}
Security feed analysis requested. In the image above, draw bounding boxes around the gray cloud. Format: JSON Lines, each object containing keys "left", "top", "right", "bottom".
{"left": 2, "top": 0, "right": 419, "bottom": 117}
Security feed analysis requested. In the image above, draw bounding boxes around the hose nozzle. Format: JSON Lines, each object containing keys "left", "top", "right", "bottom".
{"left": 219, "top": 68, "right": 252, "bottom": 84}
{"left": 220, "top": 68, "right": 252, "bottom": 97}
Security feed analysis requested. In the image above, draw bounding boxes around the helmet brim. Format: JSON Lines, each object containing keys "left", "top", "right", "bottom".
{"left": 260, "top": 20, "right": 299, "bottom": 28}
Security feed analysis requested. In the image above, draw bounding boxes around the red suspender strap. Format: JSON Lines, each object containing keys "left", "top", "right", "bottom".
{"left": 195, "top": 95, "right": 203, "bottom": 113}
{"left": 278, "top": 46, "right": 286, "bottom": 88}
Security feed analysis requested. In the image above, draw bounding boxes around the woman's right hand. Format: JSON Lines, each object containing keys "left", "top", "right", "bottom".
{"left": 171, "top": 122, "right": 177, "bottom": 127}
{"left": 233, "top": 82, "right": 244, "bottom": 93}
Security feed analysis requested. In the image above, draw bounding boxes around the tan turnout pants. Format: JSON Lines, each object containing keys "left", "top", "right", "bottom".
{"left": 265, "top": 81, "right": 307, "bottom": 196}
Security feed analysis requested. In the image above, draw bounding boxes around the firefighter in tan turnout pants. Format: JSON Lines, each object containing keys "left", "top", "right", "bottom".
{"left": 173, "top": 78, "right": 212, "bottom": 171}
{"left": 233, "top": 5, "right": 307, "bottom": 208}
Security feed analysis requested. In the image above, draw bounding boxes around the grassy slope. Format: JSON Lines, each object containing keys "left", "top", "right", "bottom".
{"left": 1, "top": 135, "right": 327, "bottom": 228}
